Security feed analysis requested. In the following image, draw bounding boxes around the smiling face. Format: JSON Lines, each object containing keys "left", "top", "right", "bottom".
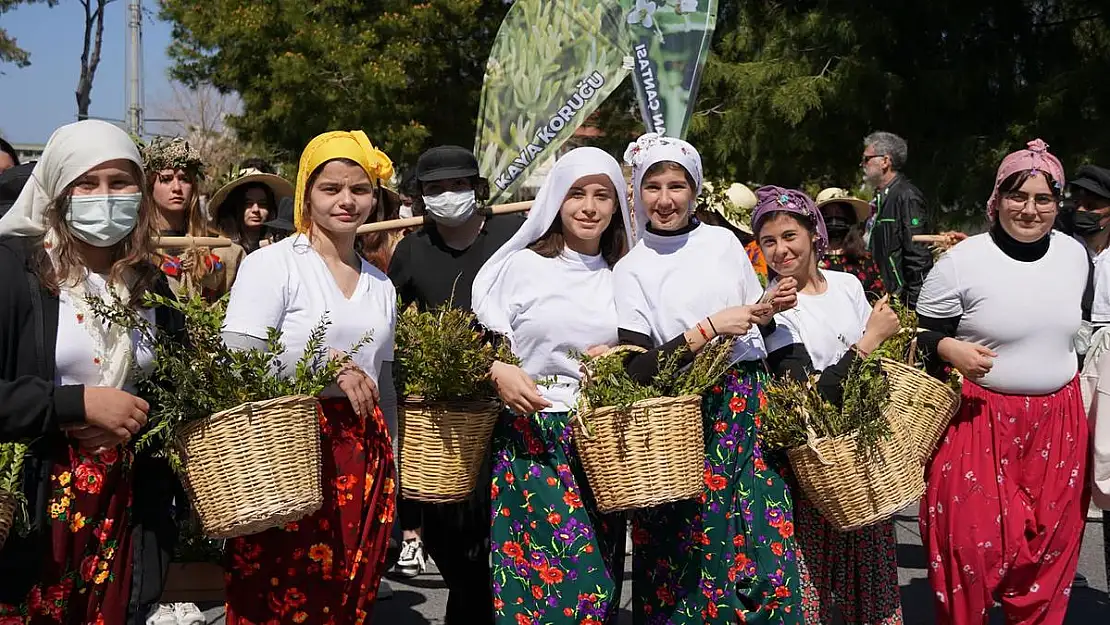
{"left": 640, "top": 163, "right": 694, "bottom": 231}
{"left": 242, "top": 185, "right": 271, "bottom": 229}
{"left": 758, "top": 212, "right": 818, "bottom": 279}
{"left": 307, "top": 159, "right": 376, "bottom": 234}
{"left": 151, "top": 168, "right": 194, "bottom": 214}
{"left": 559, "top": 174, "right": 618, "bottom": 249}
{"left": 997, "top": 171, "right": 1057, "bottom": 243}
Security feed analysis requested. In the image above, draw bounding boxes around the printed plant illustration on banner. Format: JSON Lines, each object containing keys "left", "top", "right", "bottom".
{"left": 622, "top": 0, "right": 718, "bottom": 139}
{"left": 475, "top": 0, "right": 631, "bottom": 204}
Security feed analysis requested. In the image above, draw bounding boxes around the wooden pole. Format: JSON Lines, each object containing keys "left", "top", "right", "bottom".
{"left": 355, "top": 200, "right": 533, "bottom": 234}
{"left": 154, "top": 236, "right": 235, "bottom": 249}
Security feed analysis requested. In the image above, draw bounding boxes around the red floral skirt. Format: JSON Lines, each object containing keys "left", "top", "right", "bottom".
{"left": 0, "top": 445, "right": 135, "bottom": 625}
{"left": 224, "top": 399, "right": 396, "bottom": 625}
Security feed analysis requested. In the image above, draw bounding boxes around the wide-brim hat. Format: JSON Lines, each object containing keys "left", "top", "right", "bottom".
{"left": 208, "top": 168, "right": 295, "bottom": 226}
{"left": 710, "top": 182, "right": 757, "bottom": 234}
{"left": 815, "top": 187, "right": 870, "bottom": 224}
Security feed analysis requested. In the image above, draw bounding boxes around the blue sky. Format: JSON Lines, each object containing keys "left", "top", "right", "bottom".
{"left": 0, "top": 1, "right": 177, "bottom": 144}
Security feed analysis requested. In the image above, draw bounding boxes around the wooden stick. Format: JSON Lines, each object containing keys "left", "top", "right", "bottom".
{"left": 154, "top": 236, "right": 235, "bottom": 249}
{"left": 912, "top": 235, "right": 952, "bottom": 243}
{"left": 356, "top": 200, "right": 533, "bottom": 234}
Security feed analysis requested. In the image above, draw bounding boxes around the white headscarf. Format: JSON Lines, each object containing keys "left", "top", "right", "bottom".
{"left": 0, "top": 119, "right": 144, "bottom": 391}
{"left": 472, "top": 146, "right": 633, "bottom": 341}
{"left": 622, "top": 132, "right": 704, "bottom": 240}
{"left": 0, "top": 119, "right": 143, "bottom": 237}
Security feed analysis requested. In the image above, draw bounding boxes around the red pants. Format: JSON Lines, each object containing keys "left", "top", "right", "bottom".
{"left": 921, "top": 377, "right": 1090, "bottom": 625}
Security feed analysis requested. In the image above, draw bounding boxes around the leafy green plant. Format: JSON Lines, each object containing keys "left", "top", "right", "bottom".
{"left": 87, "top": 291, "right": 367, "bottom": 471}
{"left": 393, "top": 302, "right": 515, "bottom": 402}
{"left": 0, "top": 443, "right": 28, "bottom": 538}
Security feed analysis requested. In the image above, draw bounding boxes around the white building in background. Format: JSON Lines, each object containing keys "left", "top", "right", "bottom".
{"left": 12, "top": 143, "right": 45, "bottom": 164}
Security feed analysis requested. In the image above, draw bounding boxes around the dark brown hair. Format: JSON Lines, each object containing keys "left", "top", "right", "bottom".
{"left": 528, "top": 203, "right": 628, "bottom": 267}
{"left": 997, "top": 169, "right": 1062, "bottom": 198}
{"left": 642, "top": 161, "right": 695, "bottom": 188}
{"left": 35, "top": 161, "right": 160, "bottom": 306}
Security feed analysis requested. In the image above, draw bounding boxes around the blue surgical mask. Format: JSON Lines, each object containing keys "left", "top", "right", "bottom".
{"left": 66, "top": 193, "right": 142, "bottom": 247}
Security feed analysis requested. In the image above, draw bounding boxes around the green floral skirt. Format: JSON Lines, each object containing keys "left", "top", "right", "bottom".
{"left": 490, "top": 410, "right": 626, "bottom": 624}
{"left": 631, "top": 363, "right": 803, "bottom": 624}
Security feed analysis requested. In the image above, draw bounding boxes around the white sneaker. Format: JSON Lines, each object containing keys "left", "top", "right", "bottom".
{"left": 173, "top": 603, "right": 207, "bottom": 625}
{"left": 145, "top": 605, "right": 177, "bottom": 625}
{"left": 393, "top": 537, "right": 427, "bottom": 578}
{"left": 377, "top": 578, "right": 394, "bottom": 600}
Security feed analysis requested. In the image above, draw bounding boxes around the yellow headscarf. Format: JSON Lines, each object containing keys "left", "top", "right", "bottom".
{"left": 294, "top": 130, "right": 395, "bottom": 233}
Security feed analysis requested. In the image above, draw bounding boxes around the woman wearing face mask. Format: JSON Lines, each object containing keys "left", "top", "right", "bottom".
{"left": 613, "top": 134, "right": 802, "bottom": 624}
{"left": 220, "top": 131, "right": 397, "bottom": 623}
{"left": 143, "top": 137, "right": 244, "bottom": 300}
{"left": 754, "top": 186, "right": 903, "bottom": 625}
{"left": 916, "top": 140, "right": 1090, "bottom": 625}
{"left": 209, "top": 168, "right": 295, "bottom": 254}
{"left": 472, "top": 147, "right": 632, "bottom": 624}
{"left": 814, "top": 188, "right": 886, "bottom": 301}
{"left": 0, "top": 120, "right": 182, "bottom": 622}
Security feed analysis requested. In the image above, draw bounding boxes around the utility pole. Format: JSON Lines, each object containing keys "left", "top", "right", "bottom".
{"left": 125, "top": 0, "right": 143, "bottom": 137}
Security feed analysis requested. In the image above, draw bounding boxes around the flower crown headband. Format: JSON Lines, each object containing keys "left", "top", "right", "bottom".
{"left": 142, "top": 137, "right": 205, "bottom": 179}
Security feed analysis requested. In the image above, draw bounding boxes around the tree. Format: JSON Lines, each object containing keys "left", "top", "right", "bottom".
{"left": 0, "top": 0, "right": 57, "bottom": 70}
{"left": 161, "top": 0, "right": 511, "bottom": 170}
{"left": 75, "top": 0, "right": 111, "bottom": 120}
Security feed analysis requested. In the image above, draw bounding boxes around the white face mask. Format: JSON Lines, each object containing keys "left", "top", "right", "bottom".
{"left": 423, "top": 190, "right": 477, "bottom": 227}
{"left": 66, "top": 193, "right": 142, "bottom": 247}
{"left": 399, "top": 204, "right": 414, "bottom": 220}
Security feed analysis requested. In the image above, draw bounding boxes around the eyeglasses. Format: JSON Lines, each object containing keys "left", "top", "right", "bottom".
{"left": 860, "top": 153, "right": 885, "bottom": 166}
{"left": 1002, "top": 191, "right": 1057, "bottom": 211}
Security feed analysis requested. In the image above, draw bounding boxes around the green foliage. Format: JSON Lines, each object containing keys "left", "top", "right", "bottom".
{"left": 86, "top": 292, "right": 366, "bottom": 471}
{"left": 392, "top": 302, "right": 513, "bottom": 402}
{"left": 0, "top": 0, "right": 57, "bottom": 69}
{"left": 0, "top": 442, "right": 28, "bottom": 536}
{"left": 869, "top": 296, "right": 922, "bottom": 364}
{"left": 578, "top": 337, "right": 738, "bottom": 411}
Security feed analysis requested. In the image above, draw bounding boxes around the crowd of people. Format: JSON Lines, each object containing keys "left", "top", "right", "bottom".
{"left": 0, "top": 120, "right": 1107, "bottom": 625}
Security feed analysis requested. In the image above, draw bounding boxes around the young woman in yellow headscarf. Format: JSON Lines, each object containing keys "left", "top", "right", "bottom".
{"left": 220, "top": 131, "right": 398, "bottom": 623}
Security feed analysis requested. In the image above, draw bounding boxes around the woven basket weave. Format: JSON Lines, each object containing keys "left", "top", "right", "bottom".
{"left": 0, "top": 494, "right": 15, "bottom": 550}
{"left": 787, "top": 412, "right": 925, "bottom": 531}
{"left": 399, "top": 399, "right": 500, "bottom": 503}
{"left": 175, "top": 395, "right": 323, "bottom": 539}
{"left": 880, "top": 358, "right": 961, "bottom": 464}
{"left": 573, "top": 394, "right": 704, "bottom": 514}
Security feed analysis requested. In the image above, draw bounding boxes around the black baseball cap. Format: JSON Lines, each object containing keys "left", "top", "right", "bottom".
{"left": 414, "top": 146, "right": 479, "bottom": 182}
{"left": 1070, "top": 164, "right": 1110, "bottom": 201}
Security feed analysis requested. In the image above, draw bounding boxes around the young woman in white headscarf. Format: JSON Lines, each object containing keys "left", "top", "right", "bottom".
{"left": 754, "top": 186, "right": 904, "bottom": 625}
{"left": 472, "top": 147, "right": 632, "bottom": 624}
{"left": 613, "top": 134, "right": 802, "bottom": 624}
{"left": 0, "top": 120, "right": 184, "bottom": 623}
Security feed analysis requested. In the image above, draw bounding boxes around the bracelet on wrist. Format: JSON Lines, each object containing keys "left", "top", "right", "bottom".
{"left": 696, "top": 322, "right": 711, "bottom": 341}
{"left": 706, "top": 316, "right": 718, "bottom": 336}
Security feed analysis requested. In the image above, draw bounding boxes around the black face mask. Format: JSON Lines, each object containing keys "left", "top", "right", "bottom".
{"left": 1073, "top": 209, "right": 1107, "bottom": 235}
{"left": 824, "top": 216, "right": 853, "bottom": 241}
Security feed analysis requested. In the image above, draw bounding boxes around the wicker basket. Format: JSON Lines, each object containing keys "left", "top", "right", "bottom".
{"left": 573, "top": 394, "right": 704, "bottom": 513}
{"left": 788, "top": 412, "right": 925, "bottom": 531}
{"left": 175, "top": 395, "right": 324, "bottom": 539}
{"left": 398, "top": 398, "right": 500, "bottom": 503}
{"left": 880, "top": 358, "right": 961, "bottom": 464}
{"left": 0, "top": 494, "right": 15, "bottom": 550}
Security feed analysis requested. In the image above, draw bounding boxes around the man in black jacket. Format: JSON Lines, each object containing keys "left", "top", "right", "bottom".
{"left": 861, "top": 131, "right": 933, "bottom": 307}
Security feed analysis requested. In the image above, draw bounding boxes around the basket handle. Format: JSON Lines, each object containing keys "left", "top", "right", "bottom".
{"left": 906, "top": 334, "right": 919, "bottom": 368}
{"left": 803, "top": 409, "right": 834, "bottom": 467}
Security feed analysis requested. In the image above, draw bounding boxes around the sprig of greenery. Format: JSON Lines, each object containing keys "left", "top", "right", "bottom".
{"left": 86, "top": 291, "right": 368, "bottom": 472}
{"left": 0, "top": 443, "right": 28, "bottom": 538}
{"left": 869, "top": 296, "right": 923, "bottom": 364}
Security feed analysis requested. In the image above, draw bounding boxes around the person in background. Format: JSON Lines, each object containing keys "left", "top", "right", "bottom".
{"left": 860, "top": 131, "right": 933, "bottom": 307}
{"left": 0, "top": 161, "right": 34, "bottom": 220}
{"left": 815, "top": 187, "right": 886, "bottom": 301}
{"left": 916, "top": 139, "right": 1090, "bottom": 625}
{"left": 0, "top": 137, "right": 19, "bottom": 174}
{"left": 398, "top": 170, "right": 417, "bottom": 219}
{"left": 697, "top": 181, "right": 769, "bottom": 283}
{"left": 221, "top": 130, "right": 398, "bottom": 622}
{"left": 386, "top": 145, "right": 523, "bottom": 623}
{"left": 360, "top": 185, "right": 406, "bottom": 273}
{"left": 0, "top": 119, "right": 183, "bottom": 625}
{"left": 207, "top": 168, "right": 294, "bottom": 254}
{"left": 143, "top": 137, "right": 243, "bottom": 301}
{"left": 1070, "top": 165, "right": 1110, "bottom": 324}
{"left": 262, "top": 196, "right": 296, "bottom": 245}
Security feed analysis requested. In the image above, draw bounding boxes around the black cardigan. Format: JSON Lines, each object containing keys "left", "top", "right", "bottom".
{"left": 0, "top": 235, "right": 185, "bottom": 603}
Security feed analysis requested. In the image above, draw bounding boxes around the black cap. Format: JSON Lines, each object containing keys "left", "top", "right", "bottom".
{"left": 1070, "top": 164, "right": 1110, "bottom": 201}
{"left": 264, "top": 196, "right": 296, "bottom": 232}
{"left": 0, "top": 161, "right": 34, "bottom": 218}
{"left": 414, "top": 146, "right": 479, "bottom": 182}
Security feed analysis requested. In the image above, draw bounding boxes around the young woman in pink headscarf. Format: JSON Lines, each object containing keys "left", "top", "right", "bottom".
{"left": 916, "top": 140, "right": 1091, "bottom": 625}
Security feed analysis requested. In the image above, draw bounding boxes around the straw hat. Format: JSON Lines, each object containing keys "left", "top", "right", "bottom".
{"left": 815, "top": 187, "right": 871, "bottom": 224}
{"left": 713, "top": 182, "right": 758, "bottom": 234}
{"left": 208, "top": 168, "right": 295, "bottom": 227}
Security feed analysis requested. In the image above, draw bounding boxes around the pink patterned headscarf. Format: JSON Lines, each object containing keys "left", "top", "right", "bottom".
{"left": 986, "top": 139, "right": 1065, "bottom": 220}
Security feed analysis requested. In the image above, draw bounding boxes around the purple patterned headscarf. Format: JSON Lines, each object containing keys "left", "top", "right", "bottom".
{"left": 751, "top": 186, "right": 829, "bottom": 256}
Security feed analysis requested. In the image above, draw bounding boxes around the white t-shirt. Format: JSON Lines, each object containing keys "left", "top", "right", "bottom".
{"left": 765, "top": 270, "right": 871, "bottom": 371}
{"left": 916, "top": 231, "right": 1087, "bottom": 395}
{"left": 1090, "top": 246, "right": 1110, "bottom": 323}
{"left": 497, "top": 248, "right": 618, "bottom": 412}
{"left": 55, "top": 273, "right": 155, "bottom": 393}
{"left": 614, "top": 223, "right": 766, "bottom": 363}
{"left": 223, "top": 235, "right": 396, "bottom": 392}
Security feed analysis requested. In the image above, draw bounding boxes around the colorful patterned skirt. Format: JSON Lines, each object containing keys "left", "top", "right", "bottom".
{"left": 0, "top": 445, "right": 135, "bottom": 625}
{"left": 490, "top": 410, "right": 626, "bottom": 625}
{"left": 224, "top": 399, "right": 397, "bottom": 625}
{"left": 921, "top": 377, "right": 1090, "bottom": 625}
{"left": 631, "top": 363, "right": 803, "bottom": 624}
